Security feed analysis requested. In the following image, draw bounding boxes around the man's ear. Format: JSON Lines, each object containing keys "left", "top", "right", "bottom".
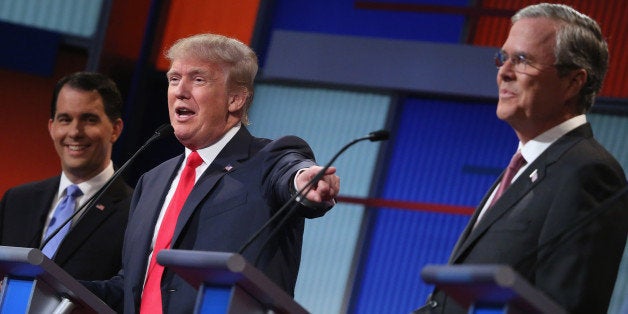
{"left": 565, "top": 68, "right": 587, "bottom": 100}
{"left": 111, "top": 119, "right": 124, "bottom": 143}
{"left": 228, "top": 87, "right": 247, "bottom": 113}
{"left": 48, "top": 119, "right": 54, "bottom": 140}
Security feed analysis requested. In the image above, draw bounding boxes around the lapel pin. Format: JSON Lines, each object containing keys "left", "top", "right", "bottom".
{"left": 529, "top": 169, "right": 538, "bottom": 183}
{"left": 224, "top": 164, "right": 233, "bottom": 172}
{"left": 96, "top": 204, "right": 105, "bottom": 211}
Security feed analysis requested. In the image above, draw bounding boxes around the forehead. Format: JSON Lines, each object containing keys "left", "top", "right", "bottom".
{"left": 56, "top": 86, "right": 106, "bottom": 114}
{"left": 167, "top": 58, "right": 226, "bottom": 77}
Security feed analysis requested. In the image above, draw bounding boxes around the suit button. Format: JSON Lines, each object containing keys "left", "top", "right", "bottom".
{"left": 427, "top": 300, "right": 438, "bottom": 308}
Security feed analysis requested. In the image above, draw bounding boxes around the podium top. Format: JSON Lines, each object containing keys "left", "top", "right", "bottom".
{"left": 0, "top": 246, "right": 114, "bottom": 314}
{"left": 421, "top": 264, "right": 566, "bottom": 314}
{"left": 158, "top": 250, "right": 308, "bottom": 314}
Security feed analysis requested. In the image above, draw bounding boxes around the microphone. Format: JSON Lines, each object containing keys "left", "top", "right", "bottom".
{"left": 39, "top": 123, "right": 174, "bottom": 251}
{"left": 237, "top": 129, "right": 390, "bottom": 258}
{"left": 367, "top": 129, "right": 390, "bottom": 142}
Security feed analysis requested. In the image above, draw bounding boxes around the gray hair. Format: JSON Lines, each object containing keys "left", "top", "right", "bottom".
{"left": 166, "top": 33, "right": 258, "bottom": 124}
{"left": 513, "top": 3, "right": 608, "bottom": 113}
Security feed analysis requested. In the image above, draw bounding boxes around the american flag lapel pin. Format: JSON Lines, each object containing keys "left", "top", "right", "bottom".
{"left": 529, "top": 169, "right": 538, "bottom": 183}
{"left": 96, "top": 204, "right": 106, "bottom": 211}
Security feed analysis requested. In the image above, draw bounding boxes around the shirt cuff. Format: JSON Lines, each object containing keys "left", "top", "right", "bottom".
{"left": 292, "top": 168, "right": 335, "bottom": 210}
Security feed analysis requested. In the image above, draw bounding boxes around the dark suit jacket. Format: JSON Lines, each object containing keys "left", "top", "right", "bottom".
{"left": 85, "top": 127, "right": 330, "bottom": 313}
{"left": 426, "top": 124, "right": 628, "bottom": 314}
{"left": 0, "top": 175, "right": 133, "bottom": 281}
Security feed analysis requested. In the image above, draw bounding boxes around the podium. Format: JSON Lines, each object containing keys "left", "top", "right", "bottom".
{"left": 157, "top": 250, "right": 308, "bottom": 314}
{"left": 0, "top": 246, "right": 114, "bottom": 314}
{"left": 421, "top": 264, "right": 566, "bottom": 314}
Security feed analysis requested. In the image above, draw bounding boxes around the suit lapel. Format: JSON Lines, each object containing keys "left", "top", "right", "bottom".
{"left": 450, "top": 124, "right": 592, "bottom": 263}
{"left": 25, "top": 178, "right": 60, "bottom": 247}
{"left": 126, "top": 156, "right": 182, "bottom": 296}
{"left": 171, "top": 127, "right": 253, "bottom": 246}
{"left": 53, "top": 178, "right": 128, "bottom": 265}
{"left": 447, "top": 181, "right": 497, "bottom": 263}
{"left": 133, "top": 157, "right": 182, "bottom": 245}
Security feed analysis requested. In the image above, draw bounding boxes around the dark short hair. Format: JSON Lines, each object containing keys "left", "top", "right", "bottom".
{"left": 51, "top": 72, "right": 123, "bottom": 122}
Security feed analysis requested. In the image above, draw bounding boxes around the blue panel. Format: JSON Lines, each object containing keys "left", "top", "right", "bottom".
{"left": 0, "top": 21, "right": 59, "bottom": 76}
{"left": 352, "top": 210, "right": 469, "bottom": 313}
{"left": 384, "top": 98, "right": 517, "bottom": 205}
{"left": 351, "top": 98, "right": 519, "bottom": 313}
{"left": 0, "top": 278, "right": 34, "bottom": 314}
{"left": 472, "top": 304, "right": 504, "bottom": 314}
{"left": 247, "top": 84, "right": 390, "bottom": 314}
{"left": 272, "top": 0, "right": 468, "bottom": 43}
{"left": 197, "top": 286, "right": 231, "bottom": 314}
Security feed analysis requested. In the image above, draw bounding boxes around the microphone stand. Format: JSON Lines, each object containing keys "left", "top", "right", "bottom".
{"left": 237, "top": 130, "right": 390, "bottom": 265}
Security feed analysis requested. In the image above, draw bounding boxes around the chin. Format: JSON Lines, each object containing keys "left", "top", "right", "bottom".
{"left": 174, "top": 136, "right": 197, "bottom": 150}
{"left": 496, "top": 101, "right": 515, "bottom": 118}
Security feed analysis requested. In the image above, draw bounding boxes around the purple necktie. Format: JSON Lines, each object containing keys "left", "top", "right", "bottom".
{"left": 489, "top": 150, "right": 526, "bottom": 207}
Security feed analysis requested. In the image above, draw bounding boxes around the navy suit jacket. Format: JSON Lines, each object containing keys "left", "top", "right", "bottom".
{"left": 86, "top": 126, "right": 330, "bottom": 313}
{"left": 0, "top": 175, "right": 132, "bottom": 281}
{"left": 426, "top": 124, "right": 628, "bottom": 314}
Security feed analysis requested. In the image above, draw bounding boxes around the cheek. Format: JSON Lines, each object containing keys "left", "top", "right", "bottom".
{"left": 526, "top": 81, "right": 553, "bottom": 103}
{"left": 49, "top": 128, "right": 64, "bottom": 141}
{"left": 517, "top": 78, "right": 540, "bottom": 102}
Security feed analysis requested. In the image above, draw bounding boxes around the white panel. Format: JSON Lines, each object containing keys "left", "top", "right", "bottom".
{"left": 247, "top": 83, "right": 391, "bottom": 314}
{"left": 589, "top": 113, "right": 628, "bottom": 175}
{"left": 263, "top": 30, "right": 498, "bottom": 99}
{"left": 0, "top": 0, "right": 102, "bottom": 37}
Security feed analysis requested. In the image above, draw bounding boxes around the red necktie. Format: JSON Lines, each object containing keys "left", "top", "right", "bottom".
{"left": 140, "top": 151, "right": 203, "bottom": 314}
{"left": 489, "top": 150, "right": 526, "bottom": 207}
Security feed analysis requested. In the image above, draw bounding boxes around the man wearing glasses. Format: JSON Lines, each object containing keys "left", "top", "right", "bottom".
{"left": 416, "top": 3, "right": 628, "bottom": 314}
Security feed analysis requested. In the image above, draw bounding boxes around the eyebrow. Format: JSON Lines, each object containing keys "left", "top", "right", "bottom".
{"left": 167, "top": 68, "right": 211, "bottom": 77}
{"left": 504, "top": 49, "right": 533, "bottom": 59}
{"left": 54, "top": 112, "right": 101, "bottom": 120}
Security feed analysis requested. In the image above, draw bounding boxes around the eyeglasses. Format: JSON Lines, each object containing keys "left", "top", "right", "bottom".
{"left": 494, "top": 50, "right": 543, "bottom": 73}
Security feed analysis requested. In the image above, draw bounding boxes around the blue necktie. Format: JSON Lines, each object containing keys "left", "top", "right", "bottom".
{"left": 41, "top": 184, "right": 83, "bottom": 258}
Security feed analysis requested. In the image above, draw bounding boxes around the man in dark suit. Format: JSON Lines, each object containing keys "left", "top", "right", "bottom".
{"left": 416, "top": 3, "right": 628, "bottom": 314}
{"left": 84, "top": 33, "right": 340, "bottom": 313}
{"left": 0, "top": 72, "right": 132, "bottom": 281}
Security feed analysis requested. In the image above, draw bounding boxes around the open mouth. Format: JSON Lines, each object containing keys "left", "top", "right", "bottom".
{"left": 176, "top": 107, "right": 196, "bottom": 117}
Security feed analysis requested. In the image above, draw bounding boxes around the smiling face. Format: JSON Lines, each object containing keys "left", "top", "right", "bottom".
{"left": 496, "top": 17, "right": 582, "bottom": 142}
{"left": 166, "top": 57, "right": 246, "bottom": 150}
{"left": 48, "top": 85, "right": 123, "bottom": 183}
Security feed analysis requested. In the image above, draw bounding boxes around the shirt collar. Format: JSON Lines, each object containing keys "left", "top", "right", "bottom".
{"left": 184, "top": 123, "right": 241, "bottom": 166}
{"left": 59, "top": 161, "right": 115, "bottom": 200}
{"left": 519, "top": 115, "right": 587, "bottom": 164}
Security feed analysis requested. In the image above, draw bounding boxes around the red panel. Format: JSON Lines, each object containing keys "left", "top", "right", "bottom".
{"left": 104, "top": 0, "right": 153, "bottom": 60}
{"left": 155, "top": 0, "right": 261, "bottom": 71}
{"left": 0, "top": 50, "right": 87, "bottom": 197}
